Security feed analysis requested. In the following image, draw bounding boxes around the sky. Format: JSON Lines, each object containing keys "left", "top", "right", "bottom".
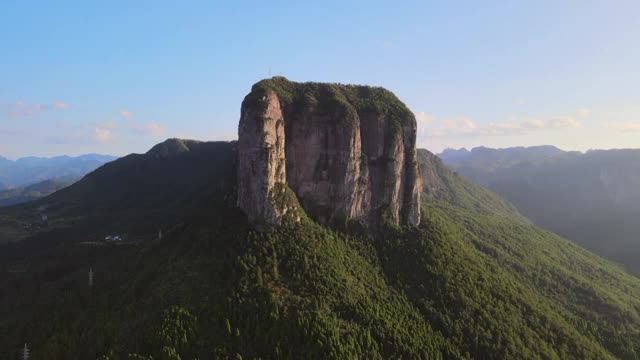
{"left": 1, "top": 0, "right": 639, "bottom": 158}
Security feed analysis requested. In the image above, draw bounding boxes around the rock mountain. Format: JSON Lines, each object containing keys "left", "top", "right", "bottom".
{"left": 3, "top": 138, "right": 640, "bottom": 358}
{"left": 237, "top": 77, "right": 421, "bottom": 229}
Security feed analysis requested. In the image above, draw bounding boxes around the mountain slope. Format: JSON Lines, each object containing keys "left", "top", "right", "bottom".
{"left": 0, "top": 178, "right": 76, "bottom": 207}
{"left": 417, "top": 148, "right": 640, "bottom": 358}
{"left": 0, "top": 141, "right": 639, "bottom": 359}
{"left": 418, "top": 149, "right": 525, "bottom": 221}
{"left": 440, "top": 146, "right": 640, "bottom": 273}
{"left": 0, "top": 139, "right": 237, "bottom": 245}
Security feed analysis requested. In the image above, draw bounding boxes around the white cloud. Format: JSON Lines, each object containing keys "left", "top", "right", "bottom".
{"left": 522, "top": 119, "right": 544, "bottom": 129}
{"left": 93, "top": 121, "right": 117, "bottom": 129}
{"left": 416, "top": 113, "right": 476, "bottom": 137}
{"left": 416, "top": 112, "right": 581, "bottom": 139}
{"left": 514, "top": 99, "right": 527, "bottom": 106}
{"left": 119, "top": 109, "right": 134, "bottom": 118}
{"left": 418, "top": 114, "right": 478, "bottom": 137}
{"left": 576, "top": 108, "right": 592, "bottom": 117}
{"left": 5, "top": 101, "right": 69, "bottom": 118}
{"left": 479, "top": 122, "right": 526, "bottom": 136}
{"left": 549, "top": 116, "right": 581, "bottom": 128}
{"left": 437, "top": 117, "right": 477, "bottom": 136}
{"left": 144, "top": 123, "right": 165, "bottom": 137}
{"left": 92, "top": 127, "right": 113, "bottom": 144}
{"left": 605, "top": 121, "right": 640, "bottom": 133}
{"left": 415, "top": 111, "right": 435, "bottom": 124}
{"left": 131, "top": 122, "right": 166, "bottom": 137}
{"left": 523, "top": 116, "right": 580, "bottom": 130}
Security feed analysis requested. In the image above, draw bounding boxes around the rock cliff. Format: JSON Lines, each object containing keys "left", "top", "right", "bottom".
{"left": 237, "top": 77, "right": 421, "bottom": 229}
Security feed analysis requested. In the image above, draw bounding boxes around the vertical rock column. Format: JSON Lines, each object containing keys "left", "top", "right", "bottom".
{"left": 237, "top": 90, "right": 287, "bottom": 229}
{"left": 402, "top": 121, "right": 422, "bottom": 226}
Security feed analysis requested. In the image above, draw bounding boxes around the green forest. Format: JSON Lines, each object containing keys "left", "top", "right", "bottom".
{"left": 1, "top": 143, "right": 639, "bottom": 359}
{"left": 440, "top": 146, "right": 640, "bottom": 274}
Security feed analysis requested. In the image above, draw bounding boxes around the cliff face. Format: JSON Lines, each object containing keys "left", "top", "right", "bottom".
{"left": 237, "top": 91, "right": 287, "bottom": 227}
{"left": 237, "top": 77, "right": 421, "bottom": 229}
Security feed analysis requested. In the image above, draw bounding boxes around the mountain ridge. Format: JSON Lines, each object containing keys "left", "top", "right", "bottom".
{"left": 0, "top": 153, "right": 117, "bottom": 190}
{"left": 439, "top": 145, "right": 640, "bottom": 273}
{"left": 0, "top": 177, "right": 77, "bottom": 207}
{"left": 0, "top": 138, "right": 639, "bottom": 358}
{"left": 0, "top": 81, "right": 638, "bottom": 360}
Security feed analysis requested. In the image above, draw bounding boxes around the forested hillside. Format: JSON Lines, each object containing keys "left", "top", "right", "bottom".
{"left": 440, "top": 146, "right": 640, "bottom": 273}
{"left": 0, "top": 142, "right": 639, "bottom": 359}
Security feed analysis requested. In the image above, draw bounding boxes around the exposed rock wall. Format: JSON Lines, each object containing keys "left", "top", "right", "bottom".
{"left": 237, "top": 77, "right": 421, "bottom": 229}
{"left": 237, "top": 91, "right": 286, "bottom": 228}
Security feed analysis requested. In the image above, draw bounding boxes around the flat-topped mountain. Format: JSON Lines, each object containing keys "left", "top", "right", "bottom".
{"left": 237, "top": 77, "right": 421, "bottom": 230}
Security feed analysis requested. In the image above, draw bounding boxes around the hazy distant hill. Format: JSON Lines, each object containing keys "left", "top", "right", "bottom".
{"left": 440, "top": 146, "right": 640, "bottom": 273}
{"left": 1, "top": 140, "right": 639, "bottom": 359}
{"left": 418, "top": 148, "right": 525, "bottom": 221}
{"left": 0, "top": 153, "right": 116, "bottom": 190}
{"left": 439, "top": 145, "right": 569, "bottom": 183}
{"left": 0, "top": 178, "right": 76, "bottom": 207}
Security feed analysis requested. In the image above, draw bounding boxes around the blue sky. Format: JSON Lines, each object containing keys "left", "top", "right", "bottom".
{"left": 1, "top": 0, "right": 639, "bottom": 158}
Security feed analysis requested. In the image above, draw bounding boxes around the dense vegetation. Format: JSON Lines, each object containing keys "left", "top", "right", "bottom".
{"left": 417, "top": 149, "right": 524, "bottom": 221}
{"left": 0, "top": 139, "right": 237, "bottom": 244}
{"left": 1, "top": 141, "right": 640, "bottom": 359}
{"left": 243, "top": 76, "right": 415, "bottom": 134}
{"left": 440, "top": 146, "right": 640, "bottom": 273}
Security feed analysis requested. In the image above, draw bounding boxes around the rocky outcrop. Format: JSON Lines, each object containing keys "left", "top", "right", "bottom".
{"left": 237, "top": 77, "right": 421, "bottom": 230}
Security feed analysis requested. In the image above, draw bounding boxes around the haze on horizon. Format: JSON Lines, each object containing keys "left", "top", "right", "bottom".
{"left": 1, "top": 0, "right": 639, "bottom": 158}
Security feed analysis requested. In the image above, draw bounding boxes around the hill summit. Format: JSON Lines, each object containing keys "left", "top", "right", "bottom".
{"left": 237, "top": 77, "right": 421, "bottom": 229}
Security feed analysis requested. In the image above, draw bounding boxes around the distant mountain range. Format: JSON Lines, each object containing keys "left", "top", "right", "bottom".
{"left": 0, "top": 154, "right": 117, "bottom": 190}
{"left": 2, "top": 139, "right": 639, "bottom": 358}
{"left": 440, "top": 145, "right": 640, "bottom": 273}
{"left": 0, "top": 178, "right": 77, "bottom": 207}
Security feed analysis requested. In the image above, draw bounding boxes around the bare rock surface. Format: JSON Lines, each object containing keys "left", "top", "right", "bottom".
{"left": 237, "top": 77, "right": 421, "bottom": 230}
